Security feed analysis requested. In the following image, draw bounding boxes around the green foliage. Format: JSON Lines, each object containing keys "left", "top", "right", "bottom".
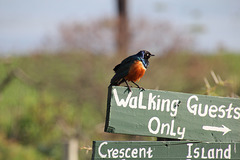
{"left": 0, "top": 134, "right": 48, "bottom": 160}
{"left": 0, "top": 51, "right": 239, "bottom": 159}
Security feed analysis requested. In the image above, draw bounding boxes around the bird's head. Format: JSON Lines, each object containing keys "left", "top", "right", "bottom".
{"left": 137, "top": 50, "right": 155, "bottom": 59}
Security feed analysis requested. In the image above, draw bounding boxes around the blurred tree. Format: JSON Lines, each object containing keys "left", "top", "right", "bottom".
{"left": 116, "top": 0, "right": 129, "bottom": 56}
{"left": 53, "top": 18, "right": 193, "bottom": 55}
{"left": 57, "top": 19, "right": 115, "bottom": 53}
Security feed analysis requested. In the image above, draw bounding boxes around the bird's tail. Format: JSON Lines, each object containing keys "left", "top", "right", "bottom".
{"left": 109, "top": 77, "right": 124, "bottom": 86}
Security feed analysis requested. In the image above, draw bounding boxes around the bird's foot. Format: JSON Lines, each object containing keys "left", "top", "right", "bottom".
{"left": 127, "top": 86, "right": 132, "bottom": 92}
{"left": 124, "top": 85, "right": 132, "bottom": 92}
{"left": 138, "top": 86, "right": 145, "bottom": 91}
{"left": 131, "top": 81, "right": 144, "bottom": 91}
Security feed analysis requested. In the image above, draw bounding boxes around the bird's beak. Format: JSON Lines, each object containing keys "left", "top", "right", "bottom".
{"left": 151, "top": 54, "right": 155, "bottom": 56}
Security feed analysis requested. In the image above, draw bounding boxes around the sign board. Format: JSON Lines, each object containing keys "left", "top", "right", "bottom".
{"left": 105, "top": 86, "right": 240, "bottom": 142}
{"left": 92, "top": 141, "right": 240, "bottom": 159}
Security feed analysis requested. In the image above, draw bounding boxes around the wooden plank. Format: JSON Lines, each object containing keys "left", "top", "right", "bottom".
{"left": 92, "top": 141, "right": 240, "bottom": 159}
{"left": 105, "top": 86, "right": 240, "bottom": 142}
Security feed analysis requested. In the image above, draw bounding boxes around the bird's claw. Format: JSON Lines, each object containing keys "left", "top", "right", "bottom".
{"left": 128, "top": 86, "right": 132, "bottom": 92}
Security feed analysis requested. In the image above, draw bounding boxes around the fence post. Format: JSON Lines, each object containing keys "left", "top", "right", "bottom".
{"left": 64, "top": 137, "right": 79, "bottom": 160}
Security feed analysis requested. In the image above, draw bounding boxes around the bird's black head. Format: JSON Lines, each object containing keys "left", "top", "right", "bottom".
{"left": 137, "top": 50, "right": 155, "bottom": 59}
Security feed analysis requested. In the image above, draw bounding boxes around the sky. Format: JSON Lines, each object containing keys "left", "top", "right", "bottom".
{"left": 0, "top": 0, "right": 240, "bottom": 55}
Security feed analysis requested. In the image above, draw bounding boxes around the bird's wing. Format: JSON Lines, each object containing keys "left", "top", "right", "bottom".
{"left": 113, "top": 55, "right": 138, "bottom": 72}
{"left": 111, "top": 56, "right": 139, "bottom": 85}
{"left": 113, "top": 63, "right": 121, "bottom": 72}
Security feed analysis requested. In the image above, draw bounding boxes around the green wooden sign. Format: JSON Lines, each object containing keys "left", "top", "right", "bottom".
{"left": 105, "top": 86, "right": 240, "bottom": 142}
{"left": 92, "top": 141, "right": 240, "bottom": 159}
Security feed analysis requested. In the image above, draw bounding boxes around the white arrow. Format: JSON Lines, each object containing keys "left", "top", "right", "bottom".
{"left": 202, "top": 125, "right": 231, "bottom": 135}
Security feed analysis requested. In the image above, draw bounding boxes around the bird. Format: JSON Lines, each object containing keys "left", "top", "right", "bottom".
{"left": 110, "top": 50, "right": 154, "bottom": 91}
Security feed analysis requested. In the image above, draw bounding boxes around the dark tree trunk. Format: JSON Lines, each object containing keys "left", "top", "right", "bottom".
{"left": 116, "top": 0, "right": 129, "bottom": 57}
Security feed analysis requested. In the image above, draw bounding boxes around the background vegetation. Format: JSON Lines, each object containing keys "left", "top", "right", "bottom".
{"left": 0, "top": 50, "right": 239, "bottom": 159}
{"left": 1, "top": 2, "right": 240, "bottom": 159}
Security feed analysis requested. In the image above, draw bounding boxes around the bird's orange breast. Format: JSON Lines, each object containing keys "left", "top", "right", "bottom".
{"left": 125, "top": 60, "right": 146, "bottom": 82}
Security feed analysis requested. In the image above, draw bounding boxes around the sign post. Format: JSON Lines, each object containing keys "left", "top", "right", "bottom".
{"left": 91, "top": 86, "right": 240, "bottom": 159}
{"left": 105, "top": 86, "right": 240, "bottom": 142}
